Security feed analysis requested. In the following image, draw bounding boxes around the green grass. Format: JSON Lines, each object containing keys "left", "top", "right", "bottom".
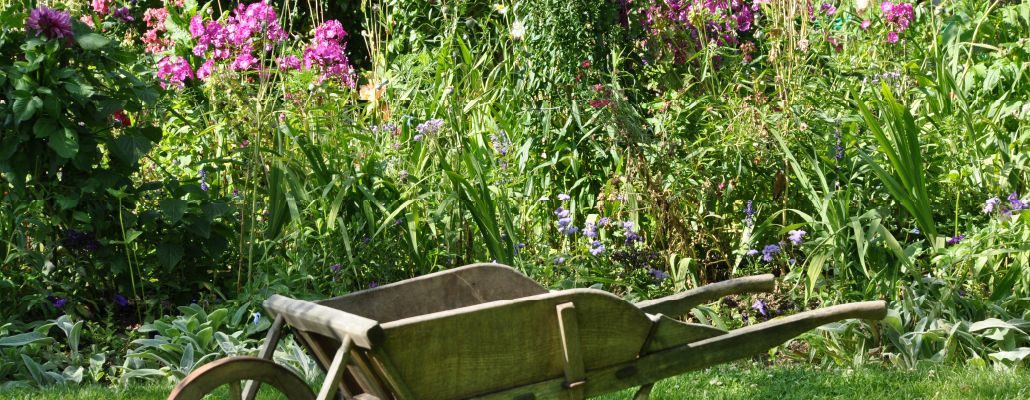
{"left": 1, "top": 363, "right": 1026, "bottom": 399}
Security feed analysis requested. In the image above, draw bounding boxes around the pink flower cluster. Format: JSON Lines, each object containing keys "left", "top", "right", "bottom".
{"left": 301, "top": 20, "right": 356, "bottom": 87}
{"left": 143, "top": 8, "right": 172, "bottom": 53}
{"left": 880, "top": 1, "right": 914, "bottom": 44}
{"left": 186, "top": 1, "right": 287, "bottom": 80}
{"left": 643, "top": 0, "right": 759, "bottom": 65}
{"left": 92, "top": 0, "right": 110, "bottom": 15}
{"left": 156, "top": 56, "right": 194, "bottom": 88}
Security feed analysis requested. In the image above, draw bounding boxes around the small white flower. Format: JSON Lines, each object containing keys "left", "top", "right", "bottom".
{"left": 493, "top": 4, "right": 508, "bottom": 14}
{"left": 856, "top": 0, "right": 869, "bottom": 13}
{"left": 510, "top": 20, "right": 525, "bottom": 40}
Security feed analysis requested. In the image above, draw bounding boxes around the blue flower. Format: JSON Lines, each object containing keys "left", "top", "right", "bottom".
{"left": 946, "top": 235, "right": 964, "bottom": 246}
{"left": 113, "top": 294, "right": 129, "bottom": 307}
{"left": 252, "top": 312, "right": 261, "bottom": 325}
{"left": 415, "top": 118, "right": 444, "bottom": 134}
{"left": 330, "top": 263, "right": 342, "bottom": 273}
{"left": 589, "top": 240, "right": 606, "bottom": 256}
{"left": 369, "top": 282, "right": 379, "bottom": 289}
{"left": 746, "top": 249, "right": 759, "bottom": 256}
{"left": 1008, "top": 192, "right": 1026, "bottom": 211}
{"left": 583, "top": 222, "right": 598, "bottom": 238}
{"left": 751, "top": 299, "right": 768, "bottom": 317}
{"left": 558, "top": 193, "right": 570, "bottom": 201}
{"left": 787, "top": 230, "right": 807, "bottom": 245}
{"left": 983, "top": 197, "right": 1000, "bottom": 214}
{"left": 761, "top": 244, "right": 780, "bottom": 262}
{"left": 650, "top": 268, "right": 670, "bottom": 281}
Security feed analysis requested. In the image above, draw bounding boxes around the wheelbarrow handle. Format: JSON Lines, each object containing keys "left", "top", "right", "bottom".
{"left": 635, "top": 274, "right": 775, "bottom": 317}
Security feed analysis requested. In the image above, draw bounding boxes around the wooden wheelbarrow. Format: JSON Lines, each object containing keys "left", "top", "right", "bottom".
{"left": 168, "top": 263, "right": 886, "bottom": 400}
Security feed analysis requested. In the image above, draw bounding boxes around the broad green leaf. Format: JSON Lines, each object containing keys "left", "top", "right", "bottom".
{"left": 48, "top": 124, "right": 79, "bottom": 158}
{"left": 0, "top": 332, "right": 53, "bottom": 347}
{"left": 76, "top": 32, "right": 111, "bottom": 50}
{"left": 160, "top": 198, "right": 187, "bottom": 224}
{"left": 157, "top": 242, "right": 184, "bottom": 269}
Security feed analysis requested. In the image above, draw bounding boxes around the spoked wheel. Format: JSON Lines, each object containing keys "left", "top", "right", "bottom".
{"left": 168, "top": 356, "right": 315, "bottom": 400}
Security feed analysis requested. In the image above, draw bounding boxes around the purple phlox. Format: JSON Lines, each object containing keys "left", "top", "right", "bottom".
{"left": 946, "top": 235, "right": 964, "bottom": 246}
{"left": 590, "top": 240, "right": 606, "bottom": 256}
{"left": 156, "top": 56, "right": 194, "bottom": 89}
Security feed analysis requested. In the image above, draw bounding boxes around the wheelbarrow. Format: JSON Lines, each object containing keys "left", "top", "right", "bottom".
{"left": 167, "top": 263, "right": 886, "bottom": 400}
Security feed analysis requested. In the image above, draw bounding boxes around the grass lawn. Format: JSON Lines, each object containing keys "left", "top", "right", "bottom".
{"left": 1, "top": 363, "right": 1026, "bottom": 399}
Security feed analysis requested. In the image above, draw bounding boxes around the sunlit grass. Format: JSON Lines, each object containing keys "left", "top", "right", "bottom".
{"left": 1, "top": 363, "right": 1026, "bottom": 400}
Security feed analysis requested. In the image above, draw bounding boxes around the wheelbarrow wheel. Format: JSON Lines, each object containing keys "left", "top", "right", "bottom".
{"left": 168, "top": 356, "right": 315, "bottom": 400}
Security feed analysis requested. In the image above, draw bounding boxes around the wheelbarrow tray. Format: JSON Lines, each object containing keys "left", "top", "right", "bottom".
{"left": 170, "top": 263, "right": 885, "bottom": 400}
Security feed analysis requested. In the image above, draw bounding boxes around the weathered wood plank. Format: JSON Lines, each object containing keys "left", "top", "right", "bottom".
{"left": 556, "top": 303, "right": 585, "bottom": 400}
{"left": 379, "top": 289, "right": 652, "bottom": 400}
{"left": 635, "top": 274, "right": 775, "bottom": 317}
{"left": 317, "top": 337, "right": 352, "bottom": 400}
{"left": 265, "top": 294, "right": 383, "bottom": 349}
{"left": 317, "top": 263, "right": 548, "bottom": 324}
{"left": 643, "top": 314, "right": 727, "bottom": 353}
{"left": 476, "top": 301, "right": 887, "bottom": 400}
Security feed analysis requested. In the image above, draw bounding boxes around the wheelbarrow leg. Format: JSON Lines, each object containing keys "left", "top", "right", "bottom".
{"left": 243, "top": 315, "right": 286, "bottom": 400}
{"left": 632, "top": 383, "right": 653, "bottom": 400}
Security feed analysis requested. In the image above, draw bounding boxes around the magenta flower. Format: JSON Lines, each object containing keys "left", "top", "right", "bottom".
{"left": 886, "top": 31, "right": 899, "bottom": 44}
{"left": 26, "top": 7, "right": 74, "bottom": 41}
{"left": 92, "top": 0, "right": 110, "bottom": 15}
{"left": 156, "top": 56, "right": 194, "bottom": 89}
{"left": 276, "top": 55, "right": 301, "bottom": 71}
{"left": 821, "top": 3, "right": 837, "bottom": 16}
{"left": 231, "top": 52, "right": 258, "bottom": 71}
{"left": 196, "top": 59, "right": 215, "bottom": 80}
